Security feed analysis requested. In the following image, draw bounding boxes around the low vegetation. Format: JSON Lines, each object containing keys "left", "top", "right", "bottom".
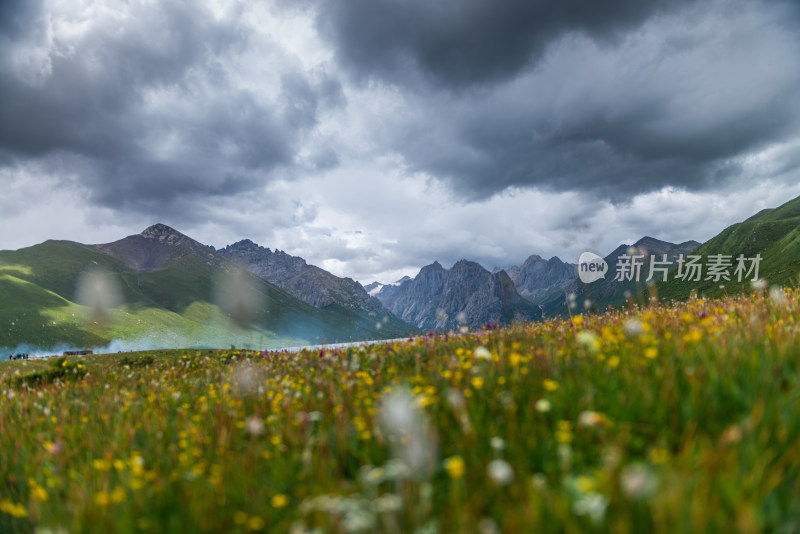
{"left": 1, "top": 289, "right": 799, "bottom": 533}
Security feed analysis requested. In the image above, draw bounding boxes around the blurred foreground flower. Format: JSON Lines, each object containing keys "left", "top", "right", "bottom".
{"left": 75, "top": 269, "right": 123, "bottom": 324}
{"left": 444, "top": 456, "right": 465, "bottom": 479}
{"left": 214, "top": 267, "right": 265, "bottom": 328}
{"left": 378, "top": 390, "right": 437, "bottom": 478}
{"left": 578, "top": 411, "right": 610, "bottom": 429}
{"left": 487, "top": 459, "right": 514, "bottom": 486}
{"left": 245, "top": 416, "right": 265, "bottom": 437}
{"left": 620, "top": 463, "right": 658, "bottom": 500}
{"left": 474, "top": 346, "right": 492, "bottom": 360}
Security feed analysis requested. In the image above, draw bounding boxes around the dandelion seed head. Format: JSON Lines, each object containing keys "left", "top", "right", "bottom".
{"left": 769, "top": 285, "right": 787, "bottom": 305}
{"left": 378, "top": 390, "right": 437, "bottom": 478}
{"left": 751, "top": 278, "right": 767, "bottom": 290}
{"left": 487, "top": 459, "right": 514, "bottom": 486}
{"left": 623, "top": 318, "right": 644, "bottom": 336}
{"left": 578, "top": 410, "right": 609, "bottom": 428}
{"left": 572, "top": 492, "right": 608, "bottom": 524}
{"left": 620, "top": 463, "right": 658, "bottom": 500}
{"left": 446, "top": 388, "right": 466, "bottom": 411}
{"left": 245, "top": 416, "right": 265, "bottom": 437}
{"left": 474, "top": 346, "right": 492, "bottom": 360}
{"left": 490, "top": 436, "right": 506, "bottom": 452}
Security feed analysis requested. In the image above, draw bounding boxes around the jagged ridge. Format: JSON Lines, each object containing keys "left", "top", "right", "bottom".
{"left": 375, "top": 259, "right": 541, "bottom": 331}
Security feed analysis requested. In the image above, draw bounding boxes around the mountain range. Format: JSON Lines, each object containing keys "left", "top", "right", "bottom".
{"left": 503, "top": 255, "right": 577, "bottom": 298}
{"left": 215, "top": 239, "right": 409, "bottom": 333}
{"left": 0, "top": 224, "right": 415, "bottom": 353}
{"left": 3, "top": 195, "right": 800, "bottom": 352}
{"left": 373, "top": 260, "right": 541, "bottom": 331}
{"left": 533, "top": 237, "right": 701, "bottom": 317}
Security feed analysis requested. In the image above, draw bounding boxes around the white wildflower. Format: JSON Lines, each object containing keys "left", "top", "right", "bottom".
{"left": 487, "top": 459, "right": 514, "bottom": 486}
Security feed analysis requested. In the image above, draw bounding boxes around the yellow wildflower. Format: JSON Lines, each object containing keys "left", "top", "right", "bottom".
{"left": 444, "top": 456, "right": 465, "bottom": 479}
{"left": 248, "top": 517, "right": 265, "bottom": 531}
{"left": 271, "top": 494, "right": 288, "bottom": 508}
{"left": 0, "top": 499, "right": 27, "bottom": 518}
{"left": 543, "top": 379, "right": 559, "bottom": 392}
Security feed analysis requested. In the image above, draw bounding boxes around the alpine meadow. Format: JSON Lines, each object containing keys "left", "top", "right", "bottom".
{"left": 3, "top": 0, "right": 800, "bottom": 533}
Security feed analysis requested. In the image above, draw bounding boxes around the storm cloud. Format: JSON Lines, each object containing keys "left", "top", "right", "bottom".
{"left": 0, "top": 0, "right": 343, "bottom": 214}
{"left": 314, "top": 0, "right": 800, "bottom": 199}
{"left": 315, "top": 0, "right": 698, "bottom": 89}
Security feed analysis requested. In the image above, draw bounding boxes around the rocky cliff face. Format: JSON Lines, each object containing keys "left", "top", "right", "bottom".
{"left": 217, "top": 240, "right": 400, "bottom": 321}
{"left": 508, "top": 255, "right": 577, "bottom": 298}
{"left": 216, "top": 239, "right": 307, "bottom": 283}
{"left": 375, "top": 259, "right": 541, "bottom": 331}
{"left": 364, "top": 276, "right": 411, "bottom": 297}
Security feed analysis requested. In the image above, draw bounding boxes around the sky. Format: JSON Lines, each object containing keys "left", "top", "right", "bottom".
{"left": 2, "top": 0, "right": 800, "bottom": 285}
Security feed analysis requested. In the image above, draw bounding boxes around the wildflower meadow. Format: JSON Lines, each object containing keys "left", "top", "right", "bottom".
{"left": 1, "top": 289, "right": 799, "bottom": 533}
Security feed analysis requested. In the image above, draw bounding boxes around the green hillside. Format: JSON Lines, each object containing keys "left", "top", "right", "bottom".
{"left": 0, "top": 240, "right": 414, "bottom": 353}
{"left": 535, "top": 238, "right": 700, "bottom": 318}
{"left": 656, "top": 196, "right": 800, "bottom": 302}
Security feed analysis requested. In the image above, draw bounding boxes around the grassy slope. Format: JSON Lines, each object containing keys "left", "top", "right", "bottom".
{"left": 656, "top": 196, "right": 800, "bottom": 302}
{"left": 535, "top": 242, "right": 699, "bottom": 318}
{"left": 0, "top": 242, "right": 413, "bottom": 351}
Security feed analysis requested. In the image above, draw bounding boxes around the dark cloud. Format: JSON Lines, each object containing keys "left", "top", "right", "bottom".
{"left": 0, "top": 1, "right": 342, "bottom": 219}
{"left": 314, "top": 0, "right": 800, "bottom": 201}
{"left": 315, "top": 0, "right": 698, "bottom": 90}
{"left": 423, "top": 84, "right": 798, "bottom": 200}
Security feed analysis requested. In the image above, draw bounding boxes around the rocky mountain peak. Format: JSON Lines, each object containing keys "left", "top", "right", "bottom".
{"left": 141, "top": 224, "right": 183, "bottom": 241}
{"left": 375, "top": 259, "right": 540, "bottom": 330}
{"left": 223, "top": 239, "right": 269, "bottom": 255}
{"left": 632, "top": 236, "right": 673, "bottom": 254}
{"left": 93, "top": 223, "right": 219, "bottom": 272}
{"left": 451, "top": 259, "right": 483, "bottom": 270}
{"left": 418, "top": 261, "right": 445, "bottom": 276}
{"left": 216, "top": 239, "right": 407, "bottom": 328}
{"left": 506, "top": 252, "right": 577, "bottom": 299}
{"left": 230, "top": 238, "right": 260, "bottom": 249}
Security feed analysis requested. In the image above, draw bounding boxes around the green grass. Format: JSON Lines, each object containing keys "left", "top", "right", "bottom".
{"left": 535, "top": 196, "right": 800, "bottom": 315}
{"left": 0, "top": 242, "right": 416, "bottom": 352}
{"left": 656, "top": 211, "right": 800, "bottom": 302}
{"left": 1, "top": 291, "right": 799, "bottom": 533}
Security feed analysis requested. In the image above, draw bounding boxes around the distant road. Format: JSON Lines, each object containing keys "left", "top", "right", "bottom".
{"left": 5, "top": 337, "right": 413, "bottom": 361}
{"left": 264, "top": 337, "right": 410, "bottom": 353}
